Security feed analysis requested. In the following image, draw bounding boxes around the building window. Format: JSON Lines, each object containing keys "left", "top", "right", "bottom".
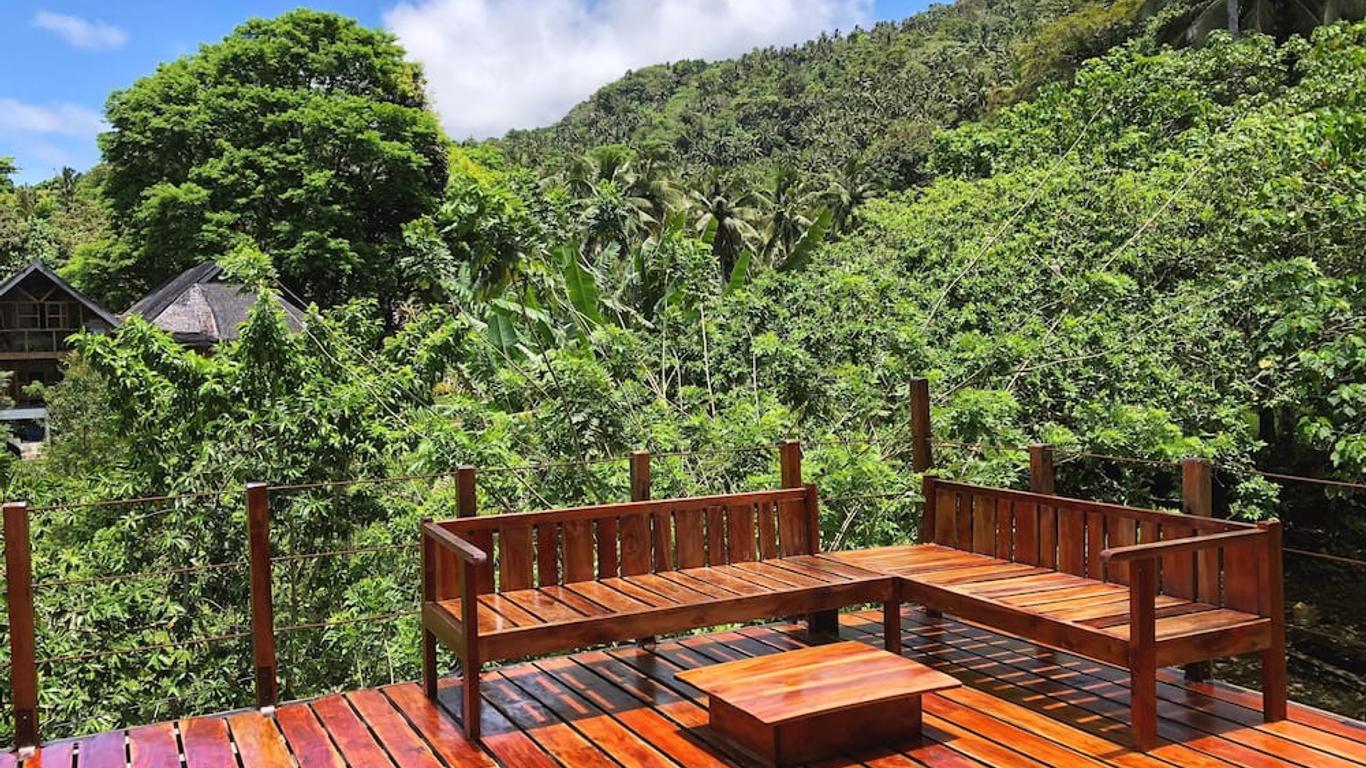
{"left": 45, "top": 302, "right": 68, "bottom": 329}
{"left": 16, "top": 302, "right": 40, "bottom": 329}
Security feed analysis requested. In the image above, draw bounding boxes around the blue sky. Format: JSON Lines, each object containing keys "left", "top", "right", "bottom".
{"left": 1, "top": 0, "right": 930, "bottom": 184}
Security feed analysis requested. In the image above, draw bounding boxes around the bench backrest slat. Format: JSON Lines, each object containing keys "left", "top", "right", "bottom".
{"left": 433, "top": 486, "right": 815, "bottom": 597}
{"left": 563, "top": 519, "right": 595, "bottom": 582}
{"left": 620, "top": 512, "right": 651, "bottom": 576}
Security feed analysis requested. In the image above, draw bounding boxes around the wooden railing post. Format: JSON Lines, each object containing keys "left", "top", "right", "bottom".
{"left": 630, "top": 451, "right": 651, "bottom": 502}
{"left": 456, "top": 465, "right": 490, "bottom": 594}
{"left": 4, "top": 501, "right": 39, "bottom": 753}
{"left": 1029, "top": 445, "right": 1055, "bottom": 495}
{"left": 1181, "top": 458, "right": 1215, "bottom": 681}
{"left": 909, "top": 378, "right": 932, "bottom": 473}
{"left": 630, "top": 452, "right": 655, "bottom": 646}
{"left": 246, "top": 482, "right": 277, "bottom": 711}
{"left": 782, "top": 439, "right": 837, "bottom": 634}
{"left": 779, "top": 439, "right": 802, "bottom": 489}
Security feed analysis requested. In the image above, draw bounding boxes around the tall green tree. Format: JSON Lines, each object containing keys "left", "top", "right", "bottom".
{"left": 88, "top": 10, "right": 448, "bottom": 312}
{"left": 691, "top": 175, "right": 762, "bottom": 284}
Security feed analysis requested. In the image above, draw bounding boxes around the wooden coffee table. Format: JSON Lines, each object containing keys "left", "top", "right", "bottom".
{"left": 677, "top": 641, "right": 961, "bottom": 766}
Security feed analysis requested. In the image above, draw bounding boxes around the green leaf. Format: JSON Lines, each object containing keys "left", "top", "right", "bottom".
{"left": 777, "top": 208, "right": 831, "bottom": 272}
{"left": 725, "top": 250, "right": 752, "bottom": 295}
{"left": 485, "top": 310, "right": 520, "bottom": 356}
{"left": 560, "top": 247, "right": 603, "bottom": 327}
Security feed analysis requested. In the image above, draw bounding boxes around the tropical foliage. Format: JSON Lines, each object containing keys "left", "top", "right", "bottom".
{"left": 2, "top": 4, "right": 1366, "bottom": 741}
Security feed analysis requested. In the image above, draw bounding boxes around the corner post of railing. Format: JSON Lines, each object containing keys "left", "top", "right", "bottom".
{"left": 630, "top": 451, "right": 656, "bottom": 646}
{"left": 1181, "top": 457, "right": 1215, "bottom": 681}
{"left": 909, "top": 378, "right": 932, "bottom": 473}
{"left": 4, "top": 500, "right": 39, "bottom": 754}
{"left": 629, "top": 451, "right": 651, "bottom": 502}
{"left": 454, "top": 465, "right": 488, "bottom": 595}
{"left": 456, "top": 465, "right": 478, "bottom": 517}
{"left": 1029, "top": 444, "right": 1055, "bottom": 495}
{"left": 245, "top": 481, "right": 278, "bottom": 711}
{"left": 779, "top": 439, "right": 802, "bottom": 489}
{"left": 781, "top": 438, "right": 835, "bottom": 633}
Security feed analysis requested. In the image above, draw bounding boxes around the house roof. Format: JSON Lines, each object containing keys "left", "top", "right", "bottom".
{"left": 124, "top": 262, "right": 305, "bottom": 346}
{"left": 0, "top": 259, "right": 121, "bottom": 328}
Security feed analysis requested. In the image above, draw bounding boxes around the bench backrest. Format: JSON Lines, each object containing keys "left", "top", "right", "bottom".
{"left": 431, "top": 486, "right": 819, "bottom": 599}
{"left": 923, "top": 478, "right": 1276, "bottom": 617}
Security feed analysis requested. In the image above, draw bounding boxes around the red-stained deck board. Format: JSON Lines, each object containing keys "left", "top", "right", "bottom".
{"left": 345, "top": 689, "right": 443, "bottom": 768}
{"left": 179, "top": 717, "right": 234, "bottom": 768}
{"left": 225, "top": 711, "right": 293, "bottom": 768}
{"left": 11, "top": 608, "right": 1366, "bottom": 768}
{"left": 15, "top": 742, "right": 71, "bottom": 768}
{"left": 382, "top": 683, "right": 497, "bottom": 768}
{"left": 127, "top": 723, "right": 177, "bottom": 768}
{"left": 75, "top": 731, "right": 124, "bottom": 767}
{"left": 276, "top": 703, "right": 344, "bottom": 768}
{"left": 309, "top": 695, "right": 392, "bottom": 767}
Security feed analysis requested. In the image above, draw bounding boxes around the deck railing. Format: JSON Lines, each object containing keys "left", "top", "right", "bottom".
{"left": 2, "top": 377, "right": 1364, "bottom": 750}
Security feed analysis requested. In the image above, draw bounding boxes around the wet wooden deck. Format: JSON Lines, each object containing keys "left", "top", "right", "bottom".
{"left": 8, "top": 607, "right": 1366, "bottom": 767}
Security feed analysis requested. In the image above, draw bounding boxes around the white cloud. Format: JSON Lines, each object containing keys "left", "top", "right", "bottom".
{"left": 384, "top": 0, "right": 871, "bottom": 140}
{"left": 0, "top": 99, "right": 106, "bottom": 138}
{"left": 32, "top": 11, "right": 128, "bottom": 51}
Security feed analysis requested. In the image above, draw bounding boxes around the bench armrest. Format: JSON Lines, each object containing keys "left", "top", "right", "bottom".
{"left": 1100, "top": 528, "right": 1265, "bottom": 564}
{"left": 423, "top": 521, "right": 488, "bottom": 566}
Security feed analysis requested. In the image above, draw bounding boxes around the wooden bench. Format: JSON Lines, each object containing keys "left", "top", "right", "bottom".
{"left": 420, "top": 485, "right": 896, "bottom": 739}
{"left": 831, "top": 477, "right": 1287, "bottom": 751}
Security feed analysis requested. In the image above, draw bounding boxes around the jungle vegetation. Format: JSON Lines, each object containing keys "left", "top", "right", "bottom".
{"left": 1, "top": 0, "right": 1364, "bottom": 740}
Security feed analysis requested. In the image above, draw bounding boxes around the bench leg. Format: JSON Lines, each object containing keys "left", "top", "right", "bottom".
{"left": 924, "top": 608, "right": 942, "bottom": 619}
{"left": 1131, "top": 664, "right": 1152, "bottom": 748}
{"left": 808, "top": 610, "right": 840, "bottom": 637}
{"left": 422, "top": 629, "right": 438, "bottom": 700}
{"left": 1262, "top": 647, "right": 1287, "bottom": 721}
{"left": 461, "top": 655, "right": 481, "bottom": 741}
{"left": 883, "top": 601, "right": 902, "bottom": 653}
{"left": 1130, "top": 664, "right": 1157, "bottom": 751}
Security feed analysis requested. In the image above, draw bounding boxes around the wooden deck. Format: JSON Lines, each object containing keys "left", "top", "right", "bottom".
{"left": 8, "top": 607, "right": 1366, "bottom": 767}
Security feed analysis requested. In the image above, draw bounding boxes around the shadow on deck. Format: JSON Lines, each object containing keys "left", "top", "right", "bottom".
{"left": 10, "top": 607, "right": 1366, "bottom": 767}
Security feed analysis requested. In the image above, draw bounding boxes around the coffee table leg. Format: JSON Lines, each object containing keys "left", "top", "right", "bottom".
{"left": 884, "top": 600, "right": 902, "bottom": 653}
{"left": 907, "top": 696, "right": 923, "bottom": 737}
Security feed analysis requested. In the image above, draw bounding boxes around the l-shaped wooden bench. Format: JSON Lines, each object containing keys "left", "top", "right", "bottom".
{"left": 421, "top": 478, "right": 1286, "bottom": 751}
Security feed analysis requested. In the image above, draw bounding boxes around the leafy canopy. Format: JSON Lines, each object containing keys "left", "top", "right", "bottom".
{"left": 83, "top": 9, "right": 448, "bottom": 311}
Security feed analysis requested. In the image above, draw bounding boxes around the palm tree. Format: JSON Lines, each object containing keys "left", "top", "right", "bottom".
{"left": 1162, "top": 0, "right": 1366, "bottom": 44}
{"left": 761, "top": 165, "right": 815, "bottom": 265}
{"left": 564, "top": 145, "right": 685, "bottom": 255}
{"left": 820, "top": 157, "right": 879, "bottom": 235}
{"left": 690, "top": 174, "right": 762, "bottom": 283}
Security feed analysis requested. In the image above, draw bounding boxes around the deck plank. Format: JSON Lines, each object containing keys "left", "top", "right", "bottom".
{"left": 345, "top": 689, "right": 443, "bottom": 768}
{"left": 14, "top": 607, "right": 1366, "bottom": 768}
{"left": 382, "top": 683, "right": 496, "bottom": 767}
{"left": 226, "top": 710, "right": 295, "bottom": 768}
{"left": 127, "top": 723, "right": 178, "bottom": 768}
{"left": 179, "top": 717, "right": 234, "bottom": 768}
{"left": 309, "top": 695, "right": 393, "bottom": 767}
{"left": 17, "top": 742, "right": 73, "bottom": 768}
{"left": 276, "top": 702, "right": 345, "bottom": 768}
{"left": 75, "top": 731, "right": 125, "bottom": 768}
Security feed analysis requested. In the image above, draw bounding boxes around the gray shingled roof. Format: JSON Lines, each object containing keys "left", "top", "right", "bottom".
{"left": 124, "top": 262, "right": 305, "bottom": 346}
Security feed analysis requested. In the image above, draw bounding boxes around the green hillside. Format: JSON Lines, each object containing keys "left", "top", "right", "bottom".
{"left": 498, "top": 0, "right": 1095, "bottom": 188}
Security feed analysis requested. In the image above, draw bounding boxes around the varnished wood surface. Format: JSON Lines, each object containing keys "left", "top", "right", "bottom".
{"left": 831, "top": 544, "right": 1267, "bottom": 647}
{"left": 13, "top": 607, "right": 1364, "bottom": 767}
{"left": 678, "top": 640, "right": 959, "bottom": 724}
